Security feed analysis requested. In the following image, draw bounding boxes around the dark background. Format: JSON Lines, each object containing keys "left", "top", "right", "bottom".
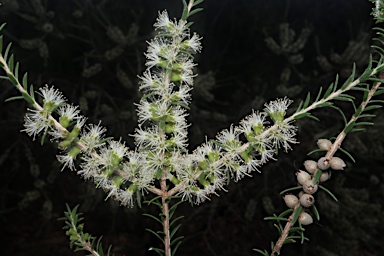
{"left": 0, "top": 0, "right": 383, "bottom": 255}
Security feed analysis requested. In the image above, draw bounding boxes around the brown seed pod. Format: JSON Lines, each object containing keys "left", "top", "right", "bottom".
{"left": 298, "top": 211, "right": 313, "bottom": 225}
{"left": 283, "top": 194, "right": 299, "bottom": 209}
{"left": 317, "top": 139, "right": 332, "bottom": 150}
{"left": 296, "top": 170, "right": 311, "bottom": 185}
{"left": 300, "top": 193, "right": 315, "bottom": 207}
{"left": 302, "top": 179, "right": 318, "bottom": 194}
{"left": 317, "top": 157, "right": 330, "bottom": 170}
{"left": 330, "top": 157, "right": 346, "bottom": 170}
{"left": 304, "top": 160, "right": 318, "bottom": 174}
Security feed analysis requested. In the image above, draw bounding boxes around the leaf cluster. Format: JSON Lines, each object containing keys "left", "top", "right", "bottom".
{"left": 58, "top": 204, "right": 114, "bottom": 256}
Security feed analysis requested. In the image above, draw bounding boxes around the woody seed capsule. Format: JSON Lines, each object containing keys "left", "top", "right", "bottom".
{"left": 302, "top": 179, "right": 318, "bottom": 194}
{"left": 317, "top": 139, "right": 332, "bottom": 150}
{"left": 296, "top": 170, "right": 311, "bottom": 185}
{"left": 304, "top": 160, "right": 318, "bottom": 174}
{"left": 283, "top": 194, "right": 299, "bottom": 209}
{"left": 319, "top": 171, "right": 329, "bottom": 182}
{"left": 317, "top": 157, "right": 330, "bottom": 170}
{"left": 330, "top": 157, "right": 346, "bottom": 170}
{"left": 298, "top": 212, "right": 313, "bottom": 225}
{"left": 300, "top": 193, "right": 315, "bottom": 207}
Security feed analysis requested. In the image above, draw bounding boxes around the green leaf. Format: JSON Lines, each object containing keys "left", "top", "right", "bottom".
{"left": 22, "top": 72, "right": 28, "bottom": 90}
{"left": 363, "top": 105, "right": 382, "bottom": 111}
{"left": 343, "top": 121, "right": 355, "bottom": 134}
{"left": 5, "top": 95, "right": 24, "bottom": 102}
{"left": 264, "top": 216, "right": 288, "bottom": 221}
{"left": 312, "top": 205, "right": 320, "bottom": 221}
{"left": 280, "top": 186, "right": 302, "bottom": 195}
{"left": 253, "top": 249, "right": 269, "bottom": 256}
{"left": 303, "top": 92, "right": 311, "bottom": 109}
{"left": 340, "top": 63, "right": 355, "bottom": 90}
{"left": 181, "top": 0, "right": 188, "bottom": 20}
{"left": 0, "top": 23, "right": 6, "bottom": 32}
{"left": 323, "top": 82, "right": 334, "bottom": 99}
{"left": 329, "top": 105, "right": 347, "bottom": 125}
{"left": 359, "top": 54, "right": 373, "bottom": 81}
{"left": 291, "top": 205, "right": 303, "bottom": 226}
{"left": 312, "top": 169, "right": 322, "bottom": 184}
{"left": 7, "top": 72, "right": 18, "bottom": 85}
{"left": 8, "top": 54, "right": 14, "bottom": 72}
{"left": 314, "top": 86, "right": 323, "bottom": 103}
{"left": 189, "top": 8, "right": 203, "bottom": 17}
{"left": 193, "top": 0, "right": 204, "bottom": 6}
{"left": 295, "top": 100, "right": 303, "bottom": 113}
{"left": 22, "top": 92, "right": 35, "bottom": 104}
{"left": 170, "top": 223, "right": 182, "bottom": 239}
{"left": 339, "top": 147, "right": 356, "bottom": 162}
{"left": 4, "top": 42, "right": 12, "bottom": 62}
{"left": 136, "top": 190, "right": 142, "bottom": 208}
{"left": 278, "top": 208, "right": 293, "bottom": 218}
{"left": 143, "top": 213, "right": 163, "bottom": 225}
{"left": 146, "top": 228, "right": 165, "bottom": 243}
{"left": 170, "top": 215, "right": 184, "bottom": 228}
{"left": 319, "top": 185, "right": 338, "bottom": 201}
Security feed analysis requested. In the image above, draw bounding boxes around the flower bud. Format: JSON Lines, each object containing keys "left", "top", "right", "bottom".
{"left": 304, "top": 160, "right": 318, "bottom": 174}
{"left": 317, "top": 139, "right": 332, "bottom": 150}
{"left": 299, "top": 193, "right": 315, "bottom": 207}
{"left": 302, "top": 179, "right": 318, "bottom": 194}
{"left": 296, "top": 170, "right": 311, "bottom": 185}
{"left": 319, "top": 171, "right": 329, "bottom": 182}
{"left": 317, "top": 157, "right": 330, "bottom": 170}
{"left": 283, "top": 194, "right": 299, "bottom": 209}
{"left": 298, "top": 212, "right": 313, "bottom": 225}
{"left": 330, "top": 157, "right": 346, "bottom": 170}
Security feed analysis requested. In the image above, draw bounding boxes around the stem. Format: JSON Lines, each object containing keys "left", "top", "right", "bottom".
{"left": 270, "top": 205, "right": 299, "bottom": 256}
{"left": 161, "top": 172, "right": 172, "bottom": 256}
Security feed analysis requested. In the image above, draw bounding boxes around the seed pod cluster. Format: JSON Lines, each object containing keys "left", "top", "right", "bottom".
{"left": 283, "top": 138, "right": 347, "bottom": 226}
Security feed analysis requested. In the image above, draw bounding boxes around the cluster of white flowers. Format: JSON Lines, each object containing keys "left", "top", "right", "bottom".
{"left": 21, "top": 10, "right": 298, "bottom": 207}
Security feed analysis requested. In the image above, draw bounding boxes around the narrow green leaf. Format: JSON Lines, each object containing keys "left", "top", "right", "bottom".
{"left": 315, "top": 102, "right": 333, "bottom": 109}
{"left": 22, "top": 92, "right": 35, "bottom": 104}
{"left": 282, "top": 238, "right": 296, "bottom": 244}
{"left": 360, "top": 54, "right": 373, "bottom": 81}
{"left": 5, "top": 95, "right": 24, "bottom": 102}
{"left": 329, "top": 105, "right": 347, "bottom": 125}
{"left": 143, "top": 213, "right": 163, "bottom": 225}
{"left": 312, "top": 205, "right": 320, "bottom": 221}
{"left": 264, "top": 216, "right": 287, "bottom": 221}
{"left": 291, "top": 205, "right": 303, "bottom": 226}
{"left": 253, "top": 249, "right": 269, "bottom": 256}
{"left": 0, "top": 23, "right": 6, "bottom": 32}
{"left": 136, "top": 190, "right": 142, "bottom": 208}
{"left": 333, "top": 73, "right": 339, "bottom": 92}
{"left": 189, "top": 8, "right": 203, "bottom": 17}
{"left": 146, "top": 228, "right": 164, "bottom": 243}
{"left": 22, "top": 72, "right": 28, "bottom": 90}
{"left": 319, "top": 185, "right": 338, "bottom": 201}
{"left": 314, "top": 86, "right": 323, "bottom": 103}
{"left": 312, "top": 169, "right": 322, "bottom": 184}
{"left": 289, "top": 227, "right": 305, "bottom": 233}
{"left": 170, "top": 216, "right": 184, "bottom": 228}
{"left": 4, "top": 42, "right": 12, "bottom": 62}
{"left": 293, "top": 112, "right": 309, "bottom": 120}
{"left": 148, "top": 247, "right": 165, "bottom": 256}
{"left": 280, "top": 186, "right": 302, "bottom": 195}
{"left": 193, "top": 0, "right": 204, "bottom": 6}
{"left": 354, "top": 121, "right": 374, "bottom": 126}
{"left": 278, "top": 208, "right": 293, "bottom": 218}
{"left": 343, "top": 121, "right": 355, "bottom": 134}
{"left": 340, "top": 63, "right": 355, "bottom": 90}
{"left": 8, "top": 54, "right": 14, "bottom": 72}
{"left": 303, "top": 92, "right": 311, "bottom": 109}
{"left": 339, "top": 148, "right": 356, "bottom": 163}
{"left": 364, "top": 105, "right": 382, "bottom": 111}
{"left": 171, "top": 239, "right": 183, "bottom": 256}
{"left": 181, "top": 0, "right": 188, "bottom": 20}
{"left": 170, "top": 224, "right": 182, "bottom": 239}
{"left": 7, "top": 72, "right": 18, "bottom": 85}
{"left": 307, "top": 114, "right": 320, "bottom": 122}
{"left": 295, "top": 100, "right": 303, "bottom": 113}
{"left": 323, "top": 82, "right": 334, "bottom": 99}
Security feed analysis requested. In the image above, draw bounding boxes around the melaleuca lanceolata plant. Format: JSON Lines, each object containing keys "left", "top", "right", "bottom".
{"left": 1, "top": 1, "right": 384, "bottom": 256}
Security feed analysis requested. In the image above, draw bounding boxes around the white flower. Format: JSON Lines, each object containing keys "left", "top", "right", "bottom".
{"left": 118, "top": 190, "right": 134, "bottom": 207}
{"left": 79, "top": 154, "right": 101, "bottom": 179}
{"left": 23, "top": 109, "right": 51, "bottom": 140}
{"left": 216, "top": 125, "right": 242, "bottom": 155}
{"left": 185, "top": 33, "right": 202, "bottom": 53}
{"left": 57, "top": 153, "right": 76, "bottom": 171}
{"left": 57, "top": 104, "right": 79, "bottom": 121}
{"left": 80, "top": 123, "right": 106, "bottom": 152}
{"left": 139, "top": 70, "right": 157, "bottom": 91}
{"left": 38, "top": 85, "right": 66, "bottom": 109}
{"left": 154, "top": 10, "right": 172, "bottom": 31}
{"left": 264, "top": 97, "right": 292, "bottom": 123}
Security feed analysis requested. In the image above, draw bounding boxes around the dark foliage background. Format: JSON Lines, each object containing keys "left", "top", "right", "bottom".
{"left": 0, "top": 0, "right": 383, "bottom": 255}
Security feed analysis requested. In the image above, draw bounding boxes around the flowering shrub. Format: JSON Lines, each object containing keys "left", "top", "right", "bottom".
{"left": 1, "top": 0, "right": 384, "bottom": 255}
